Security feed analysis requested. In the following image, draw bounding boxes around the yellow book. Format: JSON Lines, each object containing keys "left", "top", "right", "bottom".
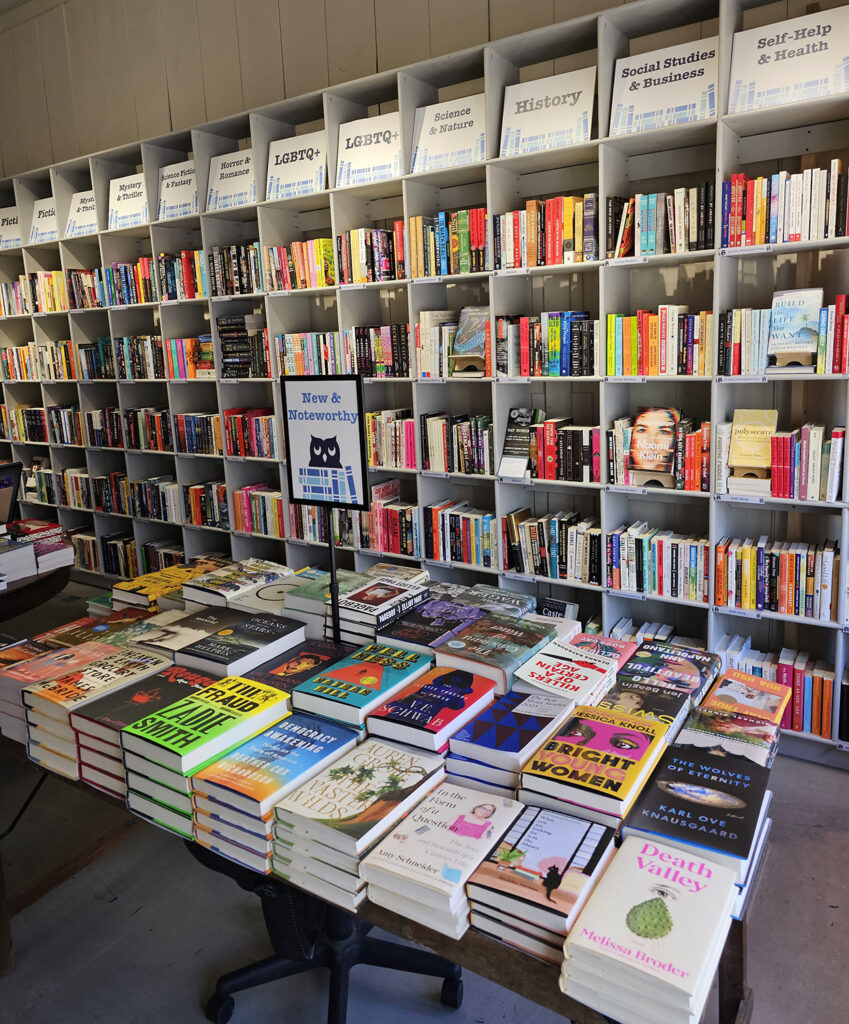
{"left": 728, "top": 408, "right": 778, "bottom": 469}
{"left": 607, "top": 313, "right": 617, "bottom": 376}
{"left": 740, "top": 538, "right": 753, "bottom": 608}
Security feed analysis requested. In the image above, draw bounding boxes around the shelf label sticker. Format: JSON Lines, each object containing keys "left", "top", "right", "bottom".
{"left": 108, "top": 173, "right": 149, "bottom": 230}
{"left": 336, "top": 112, "right": 402, "bottom": 188}
{"left": 411, "top": 94, "right": 486, "bottom": 174}
{"left": 65, "top": 190, "right": 98, "bottom": 237}
{"left": 729, "top": 8, "right": 849, "bottom": 113}
{"left": 607, "top": 485, "right": 648, "bottom": 495}
{"left": 206, "top": 148, "right": 257, "bottom": 211}
{"left": 609, "top": 37, "right": 718, "bottom": 136}
{"left": 721, "top": 244, "right": 772, "bottom": 256}
{"left": 500, "top": 66, "right": 596, "bottom": 156}
{"left": 29, "top": 198, "right": 57, "bottom": 244}
{"left": 158, "top": 160, "right": 199, "bottom": 220}
{"left": 266, "top": 130, "right": 327, "bottom": 200}
{"left": 605, "top": 256, "right": 648, "bottom": 266}
{"left": 502, "top": 571, "right": 535, "bottom": 584}
{"left": 495, "top": 267, "right": 527, "bottom": 276}
{"left": 0, "top": 206, "right": 20, "bottom": 250}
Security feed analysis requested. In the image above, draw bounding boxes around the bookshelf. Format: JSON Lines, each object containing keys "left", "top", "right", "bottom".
{"left": 0, "top": 0, "right": 848, "bottom": 767}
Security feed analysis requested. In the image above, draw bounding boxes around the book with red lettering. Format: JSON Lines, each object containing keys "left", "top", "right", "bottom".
{"left": 700, "top": 668, "right": 791, "bottom": 726}
{"left": 567, "top": 633, "right": 638, "bottom": 671}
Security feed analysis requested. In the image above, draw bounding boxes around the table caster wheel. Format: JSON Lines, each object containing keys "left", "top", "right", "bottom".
{"left": 205, "top": 992, "right": 235, "bottom": 1023}
{"left": 441, "top": 976, "right": 463, "bottom": 1009}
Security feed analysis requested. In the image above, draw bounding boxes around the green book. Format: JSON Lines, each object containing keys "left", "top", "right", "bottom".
{"left": 457, "top": 209, "right": 472, "bottom": 274}
{"left": 120, "top": 675, "right": 290, "bottom": 774}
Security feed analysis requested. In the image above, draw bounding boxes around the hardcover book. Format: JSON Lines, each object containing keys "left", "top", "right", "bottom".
{"left": 701, "top": 668, "right": 791, "bottom": 726}
{"left": 33, "top": 608, "right": 155, "bottom": 648}
{"left": 515, "top": 640, "right": 616, "bottom": 704}
{"left": 597, "top": 679, "right": 690, "bottom": 733}
{"left": 112, "top": 561, "right": 230, "bottom": 607}
{"left": 435, "top": 615, "right": 554, "bottom": 694}
{"left": 767, "top": 288, "right": 823, "bottom": 367}
{"left": 132, "top": 608, "right": 248, "bottom": 656}
{"left": 291, "top": 644, "right": 433, "bottom": 726}
{"left": 675, "top": 707, "right": 779, "bottom": 767}
{"left": 284, "top": 569, "right": 366, "bottom": 613}
{"left": 468, "top": 584, "right": 536, "bottom": 618}
{"left": 175, "top": 614, "right": 306, "bottom": 675}
{"left": 567, "top": 633, "right": 638, "bottom": 670}
{"left": 0, "top": 641, "right": 118, "bottom": 692}
{"left": 182, "top": 558, "right": 292, "bottom": 606}
{"left": 375, "top": 600, "right": 487, "bottom": 655}
{"left": 244, "top": 640, "right": 355, "bottom": 694}
{"left": 336, "top": 580, "right": 430, "bottom": 626}
{"left": 617, "top": 641, "right": 721, "bottom": 701}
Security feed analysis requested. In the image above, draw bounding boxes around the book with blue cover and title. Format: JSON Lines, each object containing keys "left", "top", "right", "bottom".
{"left": 291, "top": 644, "right": 433, "bottom": 726}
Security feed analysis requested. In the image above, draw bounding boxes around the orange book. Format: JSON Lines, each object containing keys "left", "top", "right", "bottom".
{"left": 778, "top": 545, "right": 789, "bottom": 615}
{"left": 811, "top": 670, "right": 823, "bottom": 737}
{"left": 715, "top": 538, "right": 728, "bottom": 604}
{"left": 525, "top": 200, "right": 540, "bottom": 268}
{"left": 702, "top": 668, "right": 792, "bottom": 726}
{"left": 820, "top": 667, "right": 834, "bottom": 738}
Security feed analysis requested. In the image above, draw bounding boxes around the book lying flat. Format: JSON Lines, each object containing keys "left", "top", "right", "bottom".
{"left": 376, "top": 600, "right": 487, "bottom": 656}
{"left": 435, "top": 615, "right": 554, "bottom": 694}
{"left": 243, "top": 639, "right": 355, "bottom": 693}
{"left": 175, "top": 614, "right": 306, "bottom": 676}
{"left": 617, "top": 641, "right": 721, "bottom": 702}
{"left": 700, "top": 668, "right": 791, "bottom": 726}
{"left": 33, "top": 608, "right": 155, "bottom": 648}
{"left": 675, "top": 707, "right": 779, "bottom": 767}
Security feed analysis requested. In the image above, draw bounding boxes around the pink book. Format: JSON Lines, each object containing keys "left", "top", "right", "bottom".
{"left": 568, "top": 633, "right": 637, "bottom": 671}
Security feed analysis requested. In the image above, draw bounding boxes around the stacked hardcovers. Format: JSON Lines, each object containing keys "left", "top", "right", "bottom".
{"left": 181, "top": 558, "right": 292, "bottom": 607}
{"left": 273, "top": 738, "right": 444, "bottom": 911}
{"left": 244, "top": 639, "right": 355, "bottom": 696}
{"left": 560, "top": 837, "right": 739, "bottom": 1024}
{"left": 361, "top": 781, "right": 524, "bottom": 939}
{"left": 329, "top": 577, "right": 431, "bottom": 645}
{"left": 513, "top": 636, "right": 618, "bottom": 705}
{"left": 33, "top": 608, "right": 156, "bottom": 648}
{"left": 446, "top": 690, "right": 573, "bottom": 798}
{"left": 597, "top": 677, "right": 691, "bottom": 739}
{"left": 111, "top": 558, "right": 232, "bottom": 610}
{"left": 23, "top": 648, "right": 171, "bottom": 779}
{"left": 616, "top": 641, "right": 722, "bottom": 704}
{"left": 467, "top": 805, "right": 616, "bottom": 963}
{"left": 0, "top": 537, "right": 36, "bottom": 579}
{"left": 190, "top": 714, "right": 359, "bottom": 873}
{"left": 282, "top": 569, "right": 367, "bottom": 638}
{"left": 0, "top": 639, "right": 57, "bottom": 741}
{"left": 120, "top": 676, "right": 290, "bottom": 838}
{"left": 228, "top": 566, "right": 326, "bottom": 615}
{"left": 376, "top": 597, "right": 487, "bottom": 657}
{"left": 434, "top": 615, "right": 554, "bottom": 695}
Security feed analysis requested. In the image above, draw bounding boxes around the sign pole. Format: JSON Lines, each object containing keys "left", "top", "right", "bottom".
{"left": 326, "top": 505, "right": 341, "bottom": 644}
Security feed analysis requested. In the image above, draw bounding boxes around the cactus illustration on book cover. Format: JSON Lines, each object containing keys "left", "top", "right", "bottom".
{"left": 626, "top": 885, "right": 677, "bottom": 939}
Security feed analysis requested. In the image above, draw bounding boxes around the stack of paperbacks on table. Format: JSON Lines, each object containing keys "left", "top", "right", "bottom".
{"left": 699, "top": 667, "right": 792, "bottom": 727}
{"left": 190, "top": 713, "right": 359, "bottom": 874}
{"left": 32, "top": 607, "right": 156, "bottom": 648}
{"left": 180, "top": 558, "right": 293, "bottom": 608}
{"left": 434, "top": 615, "right": 554, "bottom": 696}
{"left": 328, "top": 577, "right": 431, "bottom": 646}
{"left": 512, "top": 637, "right": 618, "bottom": 704}
{"left": 282, "top": 569, "right": 368, "bottom": 638}
{"left": 519, "top": 706, "right": 668, "bottom": 829}
{"left": 673, "top": 706, "right": 780, "bottom": 768}
{"left": 119, "top": 676, "right": 290, "bottom": 839}
{"left": 466, "top": 804, "right": 616, "bottom": 964}
{"left": 375, "top": 597, "right": 488, "bottom": 658}
{"left": 568, "top": 633, "right": 638, "bottom": 669}
{"left": 86, "top": 593, "right": 113, "bottom": 618}
{"left": 366, "top": 666, "right": 496, "bottom": 752}
{"left": 0, "top": 536, "right": 36, "bottom": 578}
{"left": 596, "top": 677, "right": 692, "bottom": 740}
{"left": 172, "top": 612, "right": 305, "bottom": 677}
{"left": 227, "top": 565, "right": 327, "bottom": 615}
{"left": 22, "top": 648, "right": 171, "bottom": 780}
{"left": 110, "top": 558, "right": 233, "bottom": 610}
{"left": 560, "top": 836, "right": 739, "bottom": 1024}
{"left": 521, "top": 612, "right": 581, "bottom": 641}
{"left": 423, "top": 581, "right": 479, "bottom": 603}
{"left": 243, "top": 638, "right": 356, "bottom": 697}
{"left": 33, "top": 539, "right": 75, "bottom": 571}
{"left": 0, "top": 639, "right": 58, "bottom": 742}
{"left": 68, "top": 665, "right": 221, "bottom": 798}
{"left": 361, "top": 780, "right": 524, "bottom": 939}
{"left": 446, "top": 690, "right": 574, "bottom": 798}
{"left": 623, "top": 742, "right": 773, "bottom": 892}
{"left": 616, "top": 641, "right": 722, "bottom": 705}
{"left": 291, "top": 644, "right": 433, "bottom": 728}
{"left": 272, "top": 737, "right": 444, "bottom": 912}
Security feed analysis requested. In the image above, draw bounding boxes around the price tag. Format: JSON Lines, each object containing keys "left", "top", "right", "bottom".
{"left": 336, "top": 112, "right": 402, "bottom": 188}
{"left": 206, "top": 149, "right": 257, "bottom": 211}
{"left": 266, "top": 130, "right": 326, "bottom": 200}
{"left": 108, "top": 173, "right": 148, "bottom": 229}
{"left": 29, "top": 198, "right": 57, "bottom": 244}
{"left": 65, "top": 190, "right": 98, "bottom": 237}
{"left": 415, "top": 275, "right": 444, "bottom": 284}
{"left": 494, "top": 267, "right": 527, "bottom": 276}
{"left": 836, "top": 740, "right": 849, "bottom": 752}
{"left": 500, "top": 66, "right": 595, "bottom": 156}
{"left": 411, "top": 94, "right": 485, "bottom": 174}
{"left": 158, "top": 160, "right": 198, "bottom": 220}
{"left": 0, "top": 207, "right": 21, "bottom": 250}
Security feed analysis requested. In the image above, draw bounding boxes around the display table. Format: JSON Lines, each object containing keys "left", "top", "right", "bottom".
{"left": 0, "top": 565, "right": 71, "bottom": 623}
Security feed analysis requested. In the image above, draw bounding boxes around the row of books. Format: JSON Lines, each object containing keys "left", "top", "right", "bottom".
{"left": 207, "top": 243, "right": 263, "bottom": 297}
{"left": 7, "top": 405, "right": 48, "bottom": 442}
{"left": 721, "top": 163, "right": 849, "bottom": 248}
{"left": 71, "top": 530, "right": 98, "bottom": 572}
{"left": 342, "top": 323, "right": 412, "bottom": 378}
{"left": 105, "top": 259, "right": 157, "bottom": 306}
{"left": 365, "top": 408, "right": 415, "bottom": 471}
{"left": 605, "top": 307, "right": 713, "bottom": 377}
{"left": 184, "top": 480, "right": 228, "bottom": 530}
{"left": 493, "top": 195, "right": 598, "bottom": 268}
{"left": 610, "top": 181, "right": 715, "bottom": 258}
{"left": 422, "top": 500, "right": 496, "bottom": 568}
{"left": 222, "top": 407, "right": 278, "bottom": 459}
{"left": 233, "top": 486, "right": 284, "bottom": 537}
{"left": 415, "top": 306, "right": 491, "bottom": 379}
{"left": 335, "top": 225, "right": 404, "bottom": 285}
{"left": 92, "top": 470, "right": 130, "bottom": 515}
{"left": 113, "top": 335, "right": 166, "bottom": 381}
{"left": 173, "top": 413, "right": 222, "bottom": 455}
{"left": 46, "top": 405, "right": 84, "bottom": 446}
{"left": 124, "top": 407, "right": 172, "bottom": 452}
{"left": 131, "top": 475, "right": 180, "bottom": 522}
{"left": 409, "top": 208, "right": 486, "bottom": 277}
{"left": 420, "top": 412, "right": 494, "bottom": 476}
{"left": 263, "top": 239, "right": 336, "bottom": 291}
{"left": 86, "top": 407, "right": 123, "bottom": 448}
{"left": 607, "top": 525, "right": 710, "bottom": 603}
{"left": 158, "top": 249, "right": 208, "bottom": 301}
{"left": 503, "top": 509, "right": 602, "bottom": 586}
{"left": 100, "top": 531, "right": 138, "bottom": 577}
{"left": 714, "top": 536, "right": 839, "bottom": 621}
{"left": 217, "top": 313, "right": 271, "bottom": 379}
{"left": 496, "top": 313, "right": 600, "bottom": 379}
{"left": 499, "top": 409, "right": 602, "bottom": 484}
{"left": 165, "top": 335, "right": 216, "bottom": 379}
{"left": 0, "top": 340, "right": 78, "bottom": 381}
{"left": 608, "top": 411, "right": 710, "bottom": 491}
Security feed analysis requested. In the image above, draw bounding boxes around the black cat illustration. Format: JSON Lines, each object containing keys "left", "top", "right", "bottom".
{"left": 309, "top": 435, "right": 342, "bottom": 468}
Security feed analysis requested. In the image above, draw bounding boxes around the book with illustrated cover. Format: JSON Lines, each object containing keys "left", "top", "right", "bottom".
{"left": 244, "top": 640, "right": 355, "bottom": 694}
{"left": 284, "top": 569, "right": 366, "bottom": 614}
{"left": 112, "top": 560, "right": 231, "bottom": 608}
{"left": 376, "top": 599, "right": 487, "bottom": 656}
{"left": 364, "top": 562, "right": 429, "bottom": 585}
{"left": 675, "top": 707, "right": 779, "bottom": 767}
{"left": 701, "top": 668, "right": 791, "bottom": 726}
{"left": 521, "top": 706, "right": 667, "bottom": 819}
{"left": 292, "top": 644, "right": 433, "bottom": 726}
{"left": 121, "top": 675, "right": 291, "bottom": 773}
{"left": 229, "top": 574, "right": 320, "bottom": 614}
{"left": 567, "top": 633, "right": 638, "bottom": 670}
{"left": 0, "top": 639, "right": 54, "bottom": 671}
{"left": 435, "top": 615, "right": 554, "bottom": 694}
{"left": 175, "top": 613, "right": 305, "bottom": 675}
{"left": 426, "top": 581, "right": 479, "bottom": 603}
{"left": 274, "top": 737, "right": 445, "bottom": 856}
{"left": 182, "top": 558, "right": 292, "bottom": 606}
{"left": 467, "top": 805, "right": 616, "bottom": 932}
{"left": 0, "top": 641, "right": 118, "bottom": 691}
{"left": 617, "top": 641, "right": 721, "bottom": 701}
{"left": 597, "top": 679, "right": 690, "bottom": 734}
{"left": 191, "top": 713, "right": 360, "bottom": 817}
{"left": 33, "top": 608, "right": 155, "bottom": 648}
{"left": 367, "top": 666, "right": 496, "bottom": 750}
{"left": 498, "top": 407, "right": 544, "bottom": 478}
{"left": 131, "top": 608, "right": 247, "bottom": 656}
{"left": 767, "top": 288, "right": 823, "bottom": 368}
{"left": 336, "top": 580, "right": 430, "bottom": 626}
{"left": 468, "top": 584, "right": 536, "bottom": 618}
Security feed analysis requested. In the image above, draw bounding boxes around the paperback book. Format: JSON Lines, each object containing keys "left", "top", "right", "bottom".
{"left": 701, "top": 668, "right": 791, "bottom": 726}
{"left": 617, "top": 641, "right": 721, "bottom": 702}
{"left": 435, "top": 615, "right": 554, "bottom": 694}
{"left": 175, "top": 613, "right": 305, "bottom": 676}
{"left": 676, "top": 707, "right": 779, "bottom": 767}
{"left": 375, "top": 600, "right": 487, "bottom": 656}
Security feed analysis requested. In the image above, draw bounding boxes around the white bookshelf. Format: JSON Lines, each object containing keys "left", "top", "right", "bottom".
{"left": 1, "top": 0, "right": 848, "bottom": 766}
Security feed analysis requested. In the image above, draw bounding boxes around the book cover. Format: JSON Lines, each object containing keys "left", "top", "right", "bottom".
{"left": 377, "top": 600, "right": 487, "bottom": 650}
{"left": 0, "top": 641, "right": 119, "bottom": 687}
{"left": 33, "top": 608, "right": 155, "bottom": 648}
{"left": 701, "top": 668, "right": 791, "bottom": 725}
{"left": 439, "top": 615, "right": 553, "bottom": 672}
{"left": 361, "top": 781, "right": 524, "bottom": 895}
{"left": 624, "top": 748, "right": 771, "bottom": 863}
{"left": 367, "top": 667, "right": 495, "bottom": 734}
{"left": 450, "top": 691, "right": 572, "bottom": 756}
{"left": 176, "top": 614, "right": 304, "bottom": 666}
{"left": 626, "top": 407, "right": 679, "bottom": 474}
{"left": 245, "top": 640, "right": 355, "bottom": 693}
{"left": 284, "top": 569, "right": 366, "bottom": 610}
{"left": 274, "top": 737, "right": 443, "bottom": 840}
{"left": 468, "top": 584, "right": 536, "bottom": 617}
{"left": 768, "top": 288, "right": 823, "bottom": 365}
{"left": 24, "top": 649, "right": 172, "bottom": 713}
{"left": 514, "top": 650, "right": 611, "bottom": 704}
{"left": 567, "top": 633, "right": 637, "bottom": 671}
{"left": 597, "top": 679, "right": 690, "bottom": 729}
{"left": 293, "top": 644, "right": 432, "bottom": 712}
{"left": 468, "top": 805, "right": 615, "bottom": 922}
{"left": 132, "top": 608, "right": 249, "bottom": 654}
{"left": 112, "top": 562, "right": 222, "bottom": 604}
{"left": 676, "top": 707, "right": 779, "bottom": 767}
{"left": 183, "top": 558, "right": 291, "bottom": 600}
{"left": 727, "top": 409, "right": 778, "bottom": 469}
{"left": 0, "top": 639, "right": 54, "bottom": 670}
{"left": 617, "top": 641, "right": 721, "bottom": 700}
{"left": 337, "top": 580, "right": 428, "bottom": 621}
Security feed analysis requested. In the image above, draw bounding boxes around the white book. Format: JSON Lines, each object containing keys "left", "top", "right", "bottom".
{"left": 801, "top": 168, "right": 812, "bottom": 243}
{"left": 674, "top": 188, "right": 687, "bottom": 253}
{"left": 820, "top": 543, "right": 836, "bottom": 621}
{"left": 810, "top": 170, "right": 820, "bottom": 242}
{"left": 827, "top": 431, "right": 844, "bottom": 503}
{"left": 817, "top": 168, "right": 829, "bottom": 241}
{"left": 776, "top": 171, "right": 788, "bottom": 243}
{"left": 688, "top": 187, "right": 698, "bottom": 248}
{"left": 829, "top": 159, "right": 842, "bottom": 238}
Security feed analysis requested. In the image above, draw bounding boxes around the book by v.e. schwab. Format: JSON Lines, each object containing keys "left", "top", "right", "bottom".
{"left": 700, "top": 668, "right": 791, "bottom": 726}
{"left": 376, "top": 599, "right": 487, "bottom": 655}
{"left": 617, "top": 641, "right": 721, "bottom": 701}
{"left": 435, "top": 614, "right": 554, "bottom": 694}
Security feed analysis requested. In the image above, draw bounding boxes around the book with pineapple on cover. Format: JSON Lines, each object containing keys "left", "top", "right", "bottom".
{"left": 521, "top": 707, "right": 667, "bottom": 816}
{"left": 121, "top": 675, "right": 291, "bottom": 773}
{"left": 467, "top": 805, "right": 616, "bottom": 931}
{"left": 435, "top": 615, "right": 554, "bottom": 693}
{"left": 244, "top": 640, "right": 355, "bottom": 693}
{"left": 273, "top": 737, "right": 445, "bottom": 855}
{"left": 701, "top": 668, "right": 791, "bottom": 726}
{"left": 676, "top": 707, "right": 779, "bottom": 767}
{"left": 191, "top": 713, "right": 360, "bottom": 817}
{"left": 617, "top": 641, "right": 721, "bottom": 701}
{"left": 33, "top": 608, "right": 155, "bottom": 648}
{"left": 376, "top": 599, "right": 487, "bottom": 654}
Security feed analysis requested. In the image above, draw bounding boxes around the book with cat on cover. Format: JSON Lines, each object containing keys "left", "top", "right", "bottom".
{"left": 360, "top": 781, "right": 524, "bottom": 913}
{"left": 435, "top": 615, "right": 554, "bottom": 694}
{"left": 467, "top": 805, "right": 616, "bottom": 933}
{"left": 449, "top": 690, "right": 574, "bottom": 772}
{"left": 521, "top": 707, "right": 667, "bottom": 819}
{"left": 701, "top": 668, "right": 791, "bottom": 726}
{"left": 561, "top": 836, "right": 738, "bottom": 1015}
{"left": 273, "top": 737, "right": 445, "bottom": 856}
{"left": 597, "top": 679, "right": 690, "bottom": 735}
{"left": 623, "top": 748, "right": 771, "bottom": 881}
{"left": 175, "top": 613, "right": 305, "bottom": 676}
{"left": 191, "top": 713, "right": 360, "bottom": 817}
{"left": 121, "top": 676, "right": 291, "bottom": 773}
{"left": 291, "top": 644, "right": 433, "bottom": 726}
{"left": 617, "top": 641, "right": 721, "bottom": 701}
{"left": 675, "top": 707, "right": 779, "bottom": 767}
{"left": 367, "top": 667, "right": 496, "bottom": 750}
{"left": 33, "top": 608, "right": 155, "bottom": 648}
{"left": 375, "top": 599, "right": 487, "bottom": 656}
{"left": 244, "top": 639, "right": 355, "bottom": 693}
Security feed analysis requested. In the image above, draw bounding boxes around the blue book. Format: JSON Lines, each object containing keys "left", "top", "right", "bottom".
{"left": 191, "top": 713, "right": 359, "bottom": 817}
{"left": 647, "top": 193, "right": 657, "bottom": 254}
{"left": 639, "top": 194, "right": 649, "bottom": 254}
{"left": 438, "top": 211, "right": 449, "bottom": 276}
{"left": 769, "top": 173, "right": 780, "bottom": 244}
{"left": 548, "top": 517, "right": 559, "bottom": 578}
{"left": 803, "top": 669, "right": 813, "bottom": 733}
{"left": 291, "top": 644, "right": 433, "bottom": 726}
{"left": 721, "top": 181, "right": 731, "bottom": 248}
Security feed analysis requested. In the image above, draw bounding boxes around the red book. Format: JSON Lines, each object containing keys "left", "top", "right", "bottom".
{"left": 832, "top": 294, "right": 846, "bottom": 372}
{"left": 770, "top": 436, "right": 779, "bottom": 496}
{"left": 180, "top": 251, "right": 196, "bottom": 299}
{"left": 744, "top": 179, "right": 756, "bottom": 246}
{"left": 519, "top": 317, "right": 531, "bottom": 377}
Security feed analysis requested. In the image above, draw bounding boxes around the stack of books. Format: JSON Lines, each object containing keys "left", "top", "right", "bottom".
{"left": 281, "top": 568, "right": 375, "bottom": 638}
{"left": 328, "top": 576, "right": 430, "bottom": 646}
{"left": 361, "top": 781, "right": 524, "bottom": 939}
{"left": 0, "top": 639, "right": 56, "bottom": 742}
{"left": 190, "top": 714, "right": 359, "bottom": 873}
{"left": 597, "top": 676, "right": 691, "bottom": 740}
{"left": 181, "top": 558, "right": 292, "bottom": 607}
{"left": 617, "top": 642, "right": 722, "bottom": 705}
{"left": 273, "top": 738, "right": 444, "bottom": 911}
{"left": 513, "top": 637, "right": 618, "bottom": 705}
{"left": 376, "top": 596, "right": 487, "bottom": 657}
{"left": 434, "top": 615, "right": 554, "bottom": 695}
{"left": 170, "top": 612, "right": 306, "bottom": 678}
{"left": 110, "top": 560, "right": 231, "bottom": 611}
{"left": 560, "top": 837, "right": 738, "bottom": 1024}
{"left": 120, "top": 676, "right": 290, "bottom": 838}
{"left": 467, "top": 805, "right": 616, "bottom": 963}
{"left": 227, "top": 566, "right": 325, "bottom": 616}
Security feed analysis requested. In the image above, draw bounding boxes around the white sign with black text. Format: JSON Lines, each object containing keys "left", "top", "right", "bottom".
{"left": 266, "top": 131, "right": 326, "bottom": 200}
{"left": 29, "top": 198, "right": 57, "bottom": 244}
{"left": 500, "top": 67, "right": 596, "bottom": 156}
{"left": 336, "top": 112, "right": 402, "bottom": 188}
{"left": 411, "top": 94, "right": 486, "bottom": 173}
{"left": 108, "top": 173, "right": 149, "bottom": 230}
{"left": 0, "top": 207, "right": 20, "bottom": 250}
{"left": 158, "top": 160, "right": 199, "bottom": 220}
{"left": 206, "top": 149, "right": 257, "bottom": 212}
{"left": 65, "top": 190, "right": 98, "bottom": 237}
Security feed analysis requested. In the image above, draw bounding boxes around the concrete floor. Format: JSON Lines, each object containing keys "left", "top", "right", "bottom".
{"left": 1, "top": 585, "right": 848, "bottom": 1023}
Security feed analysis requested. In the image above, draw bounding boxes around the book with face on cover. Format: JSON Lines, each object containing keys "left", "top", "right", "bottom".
{"left": 130, "top": 608, "right": 248, "bottom": 657}
{"left": 244, "top": 640, "right": 355, "bottom": 694}
{"left": 435, "top": 615, "right": 554, "bottom": 695}
{"left": 175, "top": 614, "right": 306, "bottom": 676}
{"left": 597, "top": 679, "right": 690, "bottom": 735}
{"left": 617, "top": 641, "right": 721, "bottom": 702}
{"left": 336, "top": 580, "right": 430, "bottom": 626}
{"left": 0, "top": 641, "right": 119, "bottom": 699}
{"left": 273, "top": 737, "right": 445, "bottom": 856}
{"left": 33, "top": 608, "right": 156, "bottom": 648}
{"left": 700, "top": 668, "right": 791, "bottom": 726}
{"left": 675, "top": 707, "right": 779, "bottom": 767}
{"left": 375, "top": 599, "right": 487, "bottom": 656}
{"left": 467, "top": 805, "right": 617, "bottom": 933}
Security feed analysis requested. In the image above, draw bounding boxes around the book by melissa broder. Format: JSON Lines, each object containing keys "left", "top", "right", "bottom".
{"left": 175, "top": 613, "right": 306, "bottom": 675}
{"left": 701, "top": 668, "right": 791, "bottom": 726}
{"left": 675, "top": 707, "right": 779, "bottom": 767}
{"left": 435, "top": 614, "right": 554, "bottom": 694}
